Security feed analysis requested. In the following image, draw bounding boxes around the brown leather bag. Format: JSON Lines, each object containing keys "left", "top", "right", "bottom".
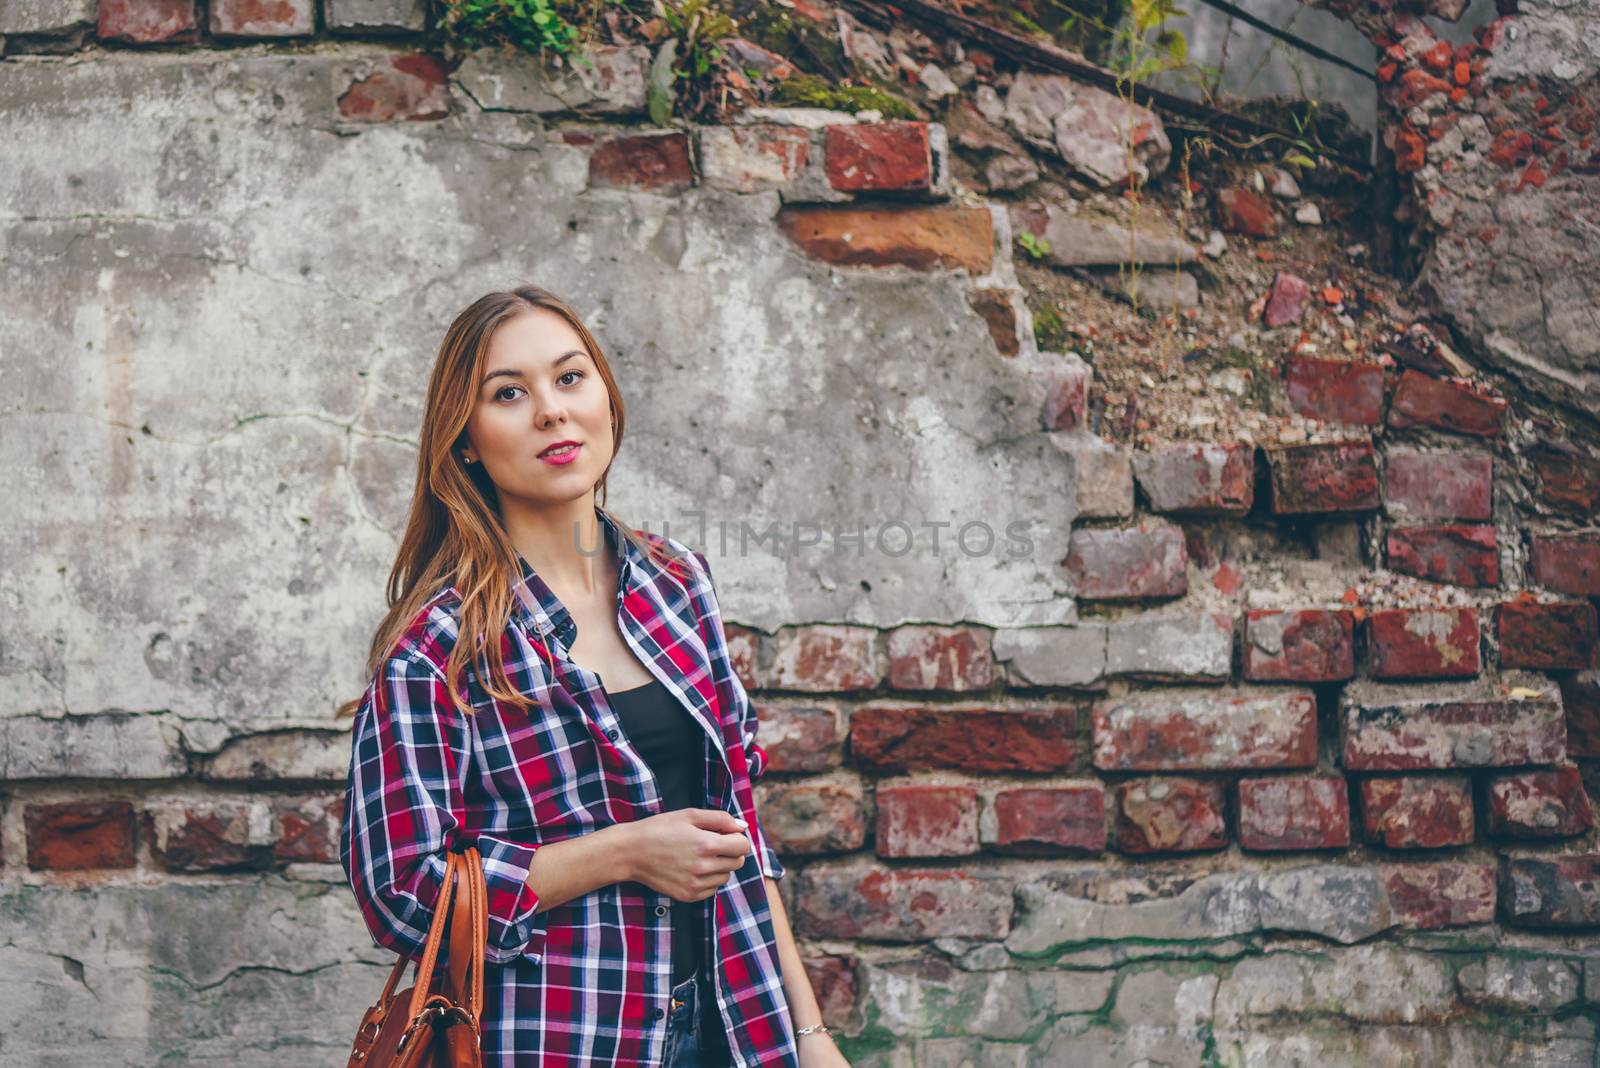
{"left": 346, "top": 847, "right": 488, "bottom": 1068}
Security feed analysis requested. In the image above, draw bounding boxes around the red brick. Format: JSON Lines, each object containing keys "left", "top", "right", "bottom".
{"left": 1237, "top": 775, "right": 1352, "bottom": 850}
{"left": 1495, "top": 600, "right": 1598, "bottom": 670}
{"left": 756, "top": 781, "right": 865, "bottom": 854}
{"left": 1487, "top": 765, "right": 1595, "bottom": 838}
{"left": 886, "top": 625, "right": 995, "bottom": 692}
{"left": 1385, "top": 525, "right": 1499, "bottom": 587}
{"left": 1215, "top": 184, "right": 1280, "bottom": 238}
{"left": 1360, "top": 775, "right": 1474, "bottom": 848}
{"left": 1387, "top": 370, "right": 1507, "bottom": 437}
{"left": 149, "top": 802, "right": 272, "bottom": 872}
{"left": 801, "top": 954, "right": 860, "bottom": 1031}
{"left": 1368, "top": 607, "right": 1481, "bottom": 679}
{"left": 1502, "top": 854, "right": 1600, "bottom": 927}
{"left": 1243, "top": 608, "right": 1356, "bottom": 682}
{"left": 209, "top": 0, "right": 311, "bottom": 37}
{"left": 589, "top": 131, "right": 694, "bottom": 193}
{"left": 1064, "top": 521, "right": 1187, "bottom": 599}
{"left": 1341, "top": 675, "right": 1566, "bottom": 770}
{"left": 1532, "top": 446, "right": 1600, "bottom": 516}
{"left": 969, "top": 288, "right": 1020, "bottom": 357}
{"left": 757, "top": 703, "right": 843, "bottom": 772}
{"left": 849, "top": 706, "right": 1076, "bottom": 773}
{"left": 1265, "top": 440, "right": 1381, "bottom": 514}
{"left": 1529, "top": 533, "right": 1600, "bottom": 596}
{"left": 1285, "top": 358, "right": 1386, "bottom": 425}
{"left": 874, "top": 784, "right": 979, "bottom": 857}
{"left": 727, "top": 623, "right": 761, "bottom": 689}
{"left": 1383, "top": 449, "right": 1493, "bottom": 521}
{"left": 795, "top": 865, "right": 1013, "bottom": 940}
{"left": 273, "top": 796, "right": 342, "bottom": 863}
{"left": 1382, "top": 862, "right": 1498, "bottom": 928}
{"left": 700, "top": 124, "right": 810, "bottom": 193}
{"left": 776, "top": 204, "right": 993, "bottom": 272}
{"left": 769, "top": 625, "right": 881, "bottom": 691}
{"left": 1113, "top": 778, "right": 1228, "bottom": 853}
{"left": 337, "top": 55, "right": 449, "bottom": 123}
{"left": 825, "top": 121, "right": 935, "bottom": 192}
{"left": 1561, "top": 671, "right": 1600, "bottom": 758}
{"left": 1131, "top": 442, "right": 1254, "bottom": 515}
{"left": 1262, "top": 271, "right": 1311, "bottom": 328}
{"left": 991, "top": 784, "right": 1106, "bottom": 854}
{"left": 98, "top": 0, "right": 197, "bottom": 42}
{"left": 26, "top": 801, "right": 136, "bottom": 870}
{"left": 1040, "top": 359, "right": 1090, "bottom": 430}
{"left": 1091, "top": 687, "right": 1318, "bottom": 771}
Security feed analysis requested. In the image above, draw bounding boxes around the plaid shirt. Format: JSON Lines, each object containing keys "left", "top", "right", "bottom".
{"left": 340, "top": 507, "right": 797, "bottom": 1066}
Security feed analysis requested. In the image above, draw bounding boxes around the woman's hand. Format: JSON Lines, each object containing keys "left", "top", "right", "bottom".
{"left": 617, "top": 808, "right": 751, "bottom": 902}
{"left": 798, "top": 1031, "right": 851, "bottom": 1066}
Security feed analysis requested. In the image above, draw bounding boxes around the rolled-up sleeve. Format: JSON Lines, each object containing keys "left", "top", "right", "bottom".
{"left": 689, "top": 549, "right": 786, "bottom": 882}
{"left": 340, "top": 653, "right": 550, "bottom": 964}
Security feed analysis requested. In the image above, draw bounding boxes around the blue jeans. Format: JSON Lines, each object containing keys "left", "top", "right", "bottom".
{"left": 663, "top": 966, "right": 733, "bottom": 1068}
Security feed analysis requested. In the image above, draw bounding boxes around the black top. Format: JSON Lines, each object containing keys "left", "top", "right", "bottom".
{"left": 604, "top": 677, "right": 709, "bottom": 988}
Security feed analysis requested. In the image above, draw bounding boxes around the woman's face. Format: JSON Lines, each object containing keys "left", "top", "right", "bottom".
{"left": 460, "top": 307, "right": 615, "bottom": 509}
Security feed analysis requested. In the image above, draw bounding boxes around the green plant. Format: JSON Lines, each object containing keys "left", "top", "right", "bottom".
{"left": 770, "top": 72, "right": 918, "bottom": 119}
{"left": 438, "top": 0, "right": 589, "bottom": 57}
{"left": 1016, "top": 231, "right": 1053, "bottom": 260}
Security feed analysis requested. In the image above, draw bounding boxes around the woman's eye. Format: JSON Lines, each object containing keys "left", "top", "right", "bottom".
{"left": 558, "top": 370, "right": 583, "bottom": 387}
{"left": 495, "top": 385, "right": 525, "bottom": 402}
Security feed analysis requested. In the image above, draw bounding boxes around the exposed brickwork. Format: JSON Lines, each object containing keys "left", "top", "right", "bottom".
{"left": 1360, "top": 775, "right": 1475, "bottom": 849}
{"left": 1341, "top": 676, "right": 1566, "bottom": 770}
{"left": 1486, "top": 765, "right": 1595, "bottom": 839}
{"left": 1495, "top": 599, "right": 1599, "bottom": 670}
{"left": 1382, "top": 449, "right": 1493, "bottom": 521}
{"left": 824, "top": 121, "right": 937, "bottom": 193}
{"left": 1264, "top": 440, "right": 1380, "bottom": 514}
{"left": 26, "top": 801, "right": 137, "bottom": 870}
{"left": 768, "top": 625, "right": 882, "bottom": 691}
{"left": 874, "top": 784, "right": 979, "bottom": 857}
{"left": 1366, "top": 607, "right": 1481, "bottom": 679}
{"left": 1064, "top": 522, "right": 1187, "bottom": 599}
{"left": 776, "top": 204, "right": 993, "bottom": 272}
{"left": 885, "top": 624, "right": 994, "bottom": 692}
{"left": 1242, "top": 609, "right": 1356, "bottom": 682}
{"left": 849, "top": 706, "right": 1077, "bottom": 773}
{"left": 1114, "top": 778, "right": 1228, "bottom": 853}
{"left": 1284, "top": 358, "right": 1386, "bottom": 425}
{"left": 1385, "top": 525, "right": 1499, "bottom": 587}
{"left": 1387, "top": 370, "right": 1508, "bottom": 437}
{"left": 1237, "top": 775, "right": 1352, "bottom": 851}
{"left": 1092, "top": 687, "right": 1317, "bottom": 771}
{"left": 990, "top": 784, "right": 1106, "bottom": 854}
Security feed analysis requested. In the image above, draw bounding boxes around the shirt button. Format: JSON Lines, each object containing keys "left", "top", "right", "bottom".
{"left": 606, "top": 727, "right": 619, "bottom": 740}
{"left": 652, "top": 1007, "right": 665, "bottom": 1020}
{"left": 654, "top": 904, "right": 668, "bottom": 916}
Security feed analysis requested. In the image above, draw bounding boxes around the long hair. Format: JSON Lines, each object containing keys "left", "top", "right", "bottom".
{"left": 333, "top": 284, "right": 691, "bottom": 722}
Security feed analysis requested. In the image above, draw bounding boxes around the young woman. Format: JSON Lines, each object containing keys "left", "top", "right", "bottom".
{"left": 336, "top": 285, "right": 848, "bottom": 1067}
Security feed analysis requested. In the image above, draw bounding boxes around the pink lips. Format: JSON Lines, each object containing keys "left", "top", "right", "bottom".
{"left": 539, "top": 442, "right": 581, "bottom": 465}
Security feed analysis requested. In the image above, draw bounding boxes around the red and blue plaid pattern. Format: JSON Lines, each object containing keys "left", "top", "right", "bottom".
{"left": 340, "top": 507, "right": 798, "bottom": 1066}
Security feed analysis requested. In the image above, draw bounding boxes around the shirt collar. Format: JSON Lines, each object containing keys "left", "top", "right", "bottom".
{"left": 509, "top": 506, "right": 633, "bottom": 649}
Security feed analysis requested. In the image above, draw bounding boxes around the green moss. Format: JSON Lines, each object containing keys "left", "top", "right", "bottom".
{"left": 770, "top": 72, "right": 918, "bottom": 119}
{"left": 738, "top": 2, "right": 847, "bottom": 75}
{"left": 1031, "top": 302, "right": 1071, "bottom": 353}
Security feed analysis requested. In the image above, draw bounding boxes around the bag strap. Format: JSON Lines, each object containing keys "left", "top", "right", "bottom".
{"left": 403, "top": 848, "right": 464, "bottom": 1021}
{"left": 445, "top": 844, "right": 488, "bottom": 1017}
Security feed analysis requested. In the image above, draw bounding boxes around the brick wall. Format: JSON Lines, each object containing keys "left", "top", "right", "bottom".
{"left": 4, "top": 2, "right": 1600, "bottom": 1065}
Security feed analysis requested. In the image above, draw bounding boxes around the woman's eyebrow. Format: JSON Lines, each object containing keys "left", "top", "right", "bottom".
{"left": 480, "top": 350, "right": 587, "bottom": 387}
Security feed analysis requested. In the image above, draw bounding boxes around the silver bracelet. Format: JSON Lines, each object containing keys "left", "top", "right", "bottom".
{"left": 795, "top": 1022, "right": 834, "bottom": 1038}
